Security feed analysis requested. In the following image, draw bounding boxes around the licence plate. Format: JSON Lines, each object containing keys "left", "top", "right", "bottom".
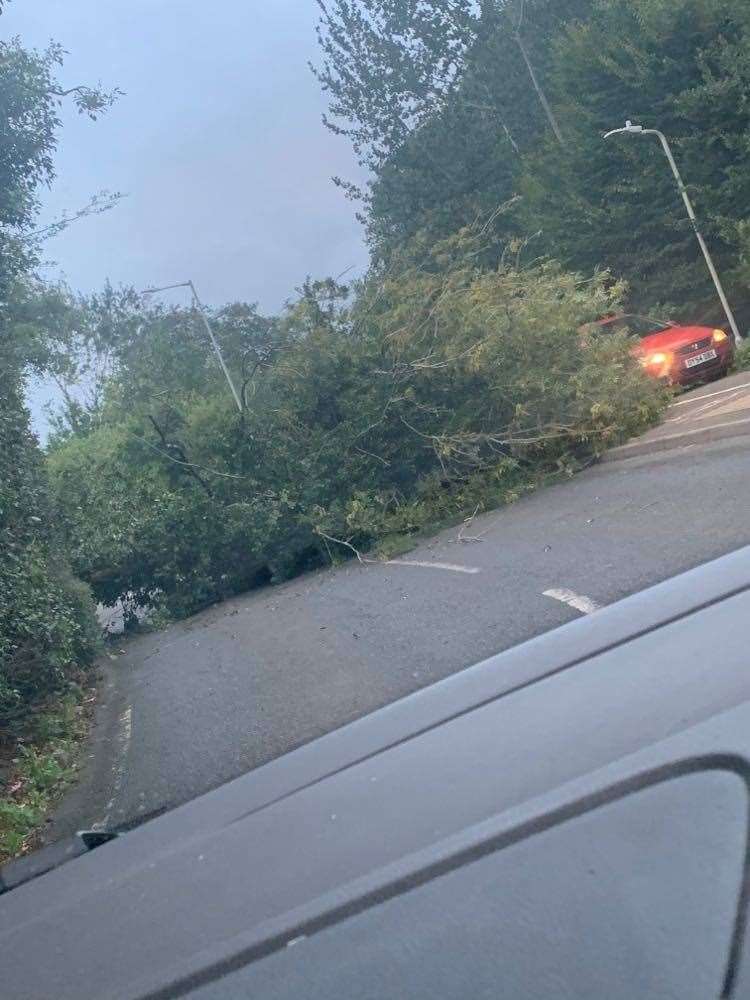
{"left": 684, "top": 348, "right": 717, "bottom": 369}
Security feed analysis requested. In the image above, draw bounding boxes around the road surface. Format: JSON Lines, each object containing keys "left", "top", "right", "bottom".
{"left": 606, "top": 369, "right": 750, "bottom": 459}
{"left": 50, "top": 427, "right": 750, "bottom": 840}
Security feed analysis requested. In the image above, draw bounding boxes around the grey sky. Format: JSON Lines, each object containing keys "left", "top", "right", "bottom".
{"left": 4, "top": 0, "right": 366, "bottom": 312}
{"left": 4, "top": 0, "right": 368, "bottom": 435}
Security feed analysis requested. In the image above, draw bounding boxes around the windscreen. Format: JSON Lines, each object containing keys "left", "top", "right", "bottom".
{"left": 598, "top": 315, "right": 673, "bottom": 338}
{"left": 2, "top": 6, "right": 749, "bottom": 999}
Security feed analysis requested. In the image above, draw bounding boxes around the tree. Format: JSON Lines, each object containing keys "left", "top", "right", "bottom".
{"left": 316, "top": 0, "right": 750, "bottom": 327}
{"left": 0, "top": 39, "right": 119, "bottom": 301}
{"left": 313, "top": 1, "right": 480, "bottom": 175}
{"left": 522, "top": 0, "right": 750, "bottom": 324}
{"left": 314, "top": 0, "right": 592, "bottom": 256}
{"left": 40, "top": 284, "right": 281, "bottom": 441}
{"left": 50, "top": 223, "right": 665, "bottom": 618}
{"left": 0, "top": 29, "right": 118, "bottom": 727}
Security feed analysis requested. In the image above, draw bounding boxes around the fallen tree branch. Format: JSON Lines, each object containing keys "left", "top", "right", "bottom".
{"left": 147, "top": 416, "right": 214, "bottom": 498}
{"left": 354, "top": 445, "right": 390, "bottom": 467}
{"left": 122, "top": 427, "right": 250, "bottom": 481}
{"left": 314, "top": 527, "right": 369, "bottom": 564}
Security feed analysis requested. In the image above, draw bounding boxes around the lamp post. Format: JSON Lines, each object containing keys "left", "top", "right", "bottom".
{"left": 603, "top": 120, "right": 742, "bottom": 343}
{"left": 141, "top": 280, "right": 244, "bottom": 412}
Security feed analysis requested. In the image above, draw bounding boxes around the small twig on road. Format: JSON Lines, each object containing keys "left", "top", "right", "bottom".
{"left": 314, "top": 528, "right": 482, "bottom": 576}
{"left": 457, "top": 504, "right": 490, "bottom": 543}
{"left": 457, "top": 504, "right": 480, "bottom": 542}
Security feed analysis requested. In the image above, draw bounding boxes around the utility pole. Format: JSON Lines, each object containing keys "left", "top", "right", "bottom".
{"left": 604, "top": 121, "right": 742, "bottom": 343}
{"left": 511, "top": 0, "right": 565, "bottom": 146}
{"left": 141, "top": 280, "right": 244, "bottom": 412}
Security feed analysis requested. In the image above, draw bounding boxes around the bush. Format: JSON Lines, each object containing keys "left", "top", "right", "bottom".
{"left": 0, "top": 366, "right": 99, "bottom": 729}
{"left": 0, "top": 692, "right": 87, "bottom": 862}
{"left": 732, "top": 338, "right": 750, "bottom": 372}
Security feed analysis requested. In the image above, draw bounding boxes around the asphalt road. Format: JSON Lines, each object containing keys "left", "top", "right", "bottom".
{"left": 606, "top": 370, "right": 750, "bottom": 460}
{"left": 50, "top": 432, "right": 750, "bottom": 840}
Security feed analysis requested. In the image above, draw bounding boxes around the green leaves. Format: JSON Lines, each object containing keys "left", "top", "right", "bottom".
{"left": 49, "top": 223, "right": 666, "bottom": 619}
{"left": 523, "top": 0, "right": 750, "bottom": 324}
{"left": 317, "top": 1, "right": 750, "bottom": 327}
{"left": 0, "top": 31, "right": 117, "bottom": 729}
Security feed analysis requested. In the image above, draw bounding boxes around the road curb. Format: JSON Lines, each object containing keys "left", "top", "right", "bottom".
{"left": 43, "top": 657, "right": 131, "bottom": 844}
{"left": 603, "top": 414, "right": 750, "bottom": 462}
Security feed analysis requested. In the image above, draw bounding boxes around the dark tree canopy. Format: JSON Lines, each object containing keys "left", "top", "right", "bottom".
{"left": 314, "top": 0, "right": 750, "bottom": 325}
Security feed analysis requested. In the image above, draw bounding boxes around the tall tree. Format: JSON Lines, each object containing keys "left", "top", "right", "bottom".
{"left": 313, "top": 1, "right": 480, "bottom": 176}
{"left": 0, "top": 30, "right": 117, "bottom": 725}
{"left": 522, "top": 0, "right": 750, "bottom": 324}
{"left": 314, "top": 0, "right": 592, "bottom": 256}
{"left": 316, "top": 0, "right": 750, "bottom": 328}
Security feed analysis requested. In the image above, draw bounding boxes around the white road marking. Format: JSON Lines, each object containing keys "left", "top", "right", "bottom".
{"left": 543, "top": 588, "right": 602, "bottom": 615}
{"left": 385, "top": 559, "right": 480, "bottom": 575}
{"left": 613, "top": 413, "right": 750, "bottom": 453}
{"left": 666, "top": 391, "right": 744, "bottom": 424}
{"left": 93, "top": 705, "right": 132, "bottom": 830}
{"left": 669, "top": 380, "right": 750, "bottom": 408}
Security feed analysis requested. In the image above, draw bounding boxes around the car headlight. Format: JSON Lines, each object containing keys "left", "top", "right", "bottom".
{"left": 712, "top": 329, "right": 728, "bottom": 343}
{"left": 641, "top": 351, "right": 672, "bottom": 367}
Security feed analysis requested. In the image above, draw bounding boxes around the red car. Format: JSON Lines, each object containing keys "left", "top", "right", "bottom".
{"left": 593, "top": 313, "right": 734, "bottom": 385}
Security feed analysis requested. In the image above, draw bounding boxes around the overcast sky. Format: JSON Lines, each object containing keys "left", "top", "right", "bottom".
{"left": 4, "top": 0, "right": 366, "bottom": 309}
{"left": 4, "top": 0, "right": 368, "bottom": 433}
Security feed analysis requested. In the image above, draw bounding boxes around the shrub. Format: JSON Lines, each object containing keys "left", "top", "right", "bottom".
{"left": 0, "top": 367, "right": 99, "bottom": 729}
{"left": 732, "top": 338, "right": 750, "bottom": 372}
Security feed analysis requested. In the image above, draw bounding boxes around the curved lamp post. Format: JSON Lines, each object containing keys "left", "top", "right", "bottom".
{"left": 603, "top": 120, "right": 742, "bottom": 343}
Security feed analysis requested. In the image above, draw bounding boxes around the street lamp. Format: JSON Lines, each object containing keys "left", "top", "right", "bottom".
{"left": 140, "top": 279, "right": 244, "bottom": 412}
{"left": 603, "top": 121, "right": 742, "bottom": 343}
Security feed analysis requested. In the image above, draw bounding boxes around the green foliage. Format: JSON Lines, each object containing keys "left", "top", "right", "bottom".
{"left": 0, "top": 25, "right": 114, "bottom": 730}
{"left": 0, "top": 693, "right": 86, "bottom": 862}
{"left": 522, "top": 0, "right": 750, "bottom": 324}
{"left": 315, "top": 0, "right": 591, "bottom": 256}
{"left": 50, "top": 225, "right": 666, "bottom": 619}
{"left": 732, "top": 339, "right": 750, "bottom": 372}
{"left": 0, "top": 364, "right": 100, "bottom": 727}
{"left": 312, "top": 0, "right": 481, "bottom": 174}
{"left": 0, "top": 37, "right": 119, "bottom": 298}
{"left": 317, "top": 0, "right": 750, "bottom": 328}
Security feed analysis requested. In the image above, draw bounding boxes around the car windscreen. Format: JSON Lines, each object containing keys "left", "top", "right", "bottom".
{"left": 599, "top": 316, "right": 672, "bottom": 338}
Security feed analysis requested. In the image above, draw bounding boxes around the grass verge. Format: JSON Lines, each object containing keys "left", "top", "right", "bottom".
{"left": 0, "top": 680, "right": 96, "bottom": 864}
{"left": 732, "top": 339, "right": 750, "bottom": 373}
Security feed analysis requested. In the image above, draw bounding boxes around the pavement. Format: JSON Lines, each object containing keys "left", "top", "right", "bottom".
{"left": 605, "top": 370, "right": 750, "bottom": 461}
{"left": 48, "top": 414, "right": 750, "bottom": 842}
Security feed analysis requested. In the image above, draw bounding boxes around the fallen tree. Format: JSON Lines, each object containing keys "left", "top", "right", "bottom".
{"left": 49, "top": 226, "right": 667, "bottom": 620}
